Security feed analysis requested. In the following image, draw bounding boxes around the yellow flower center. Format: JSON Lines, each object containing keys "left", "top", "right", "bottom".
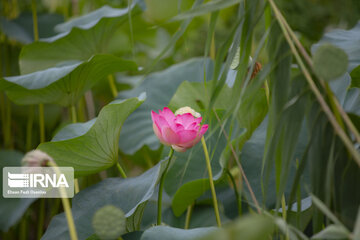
{"left": 174, "top": 106, "right": 201, "bottom": 118}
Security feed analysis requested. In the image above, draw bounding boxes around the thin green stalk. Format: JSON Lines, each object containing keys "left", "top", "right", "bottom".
{"left": 84, "top": 91, "right": 96, "bottom": 119}
{"left": 264, "top": 80, "right": 270, "bottom": 106}
{"left": 50, "top": 198, "right": 61, "bottom": 218}
{"left": 32, "top": 3, "right": 46, "bottom": 238}
{"left": 4, "top": 36, "right": 11, "bottom": 76}
{"left": 5, "top": 96, "right": 12, "bottom": 148}
{"left": 38, "top": 105, "right": 45, "bottom": 144}
{"left": 210, "top": 34, "right": 216, "bottom": 60}
{"left": 143, "top": 152, "right": 154, "bottom": 169}
{"left": 63, "top": 0, "right": 69, "bottom": 20}
{"left": 74, "top": 179, "right": 79, "bottom": 194}
{"left": 296, "top": 159, "right": 302, "bottom": 227}
{"left": 77, "top": 97, "right": 86, "bottom": 122}
{"left": 0, "top": 36, "right": 5, "bottom": 148}
{"left": 11, "top": 0, "right": 19, "bottom": 17}
{"left": 70, "top": 105, "right": 77, "bottom": 123}
{"left": 32, "top": 0, "right": 45, "bottom": 145}
{"left": 26, "top": 106, "right": 34, "bottom": 151}
{"left": 0, "top": 93, "right": 6, "bottom": 147}
{"left": 281, "top": 194, "right": 287, "bottom": 221}
{"left": 19, "top": 213, "right": 27, "bottom": 240}
{"left": 37, "top": 199, "right": 45, "bottom": 240}
{"left": 213, "top": 110, "right": 261, "bottom": 213}
{"left": 2, "top": 40, "right": 12, "bottom": 148}
{"left": 116, "top": 162, "right": 127, "bottom": 178}
{"left": 227, "top": 169, "right": 242, "bottom": 216}
{"left": 157, "top": 148, "right": 174, "bottom": 225}
{"left": 69, "top": 104, "right": 80, "bottom": 193}
{"left": 324, "top": 82, "right": 360, "bottom": 143}
{"left": 184, "top": 203, "right": 194, "bottom": 229}
{"left": 325, "top": 136, "right": 336, "bottom": 225}
{"left": 127, "top": 0, "right": 135, "bottom": 58}
{"left": 31, "top": 0, "right": 39, "bottom": 41}
{"left": 201, "top": 137, "right": 221, "bottom": 227}
{"left": 281, "top": 194, "right": 289, "bottom": 240}
{"left": 47, "top": 161, "right": 78, "bottom": 240}
{"left": 23, "top": 0, "right": 37, "bottom": 153}
{"left": 71, "top": 0, "right": 79, "bottom": 16}
{"left": 268, "top": 0, "right": 360, "bottom": 167}
{"left": 264, "top": 2, "right": 271, "bottom": 108}
{"left": 108, "top": 75, "right": 118, "bottom": 98}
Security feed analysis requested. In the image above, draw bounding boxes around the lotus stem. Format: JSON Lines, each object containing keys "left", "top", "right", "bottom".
{"left": 37, "top": 198, "right": 45, "bottom": 239}
{"left": 84, "top": 91, "right": 96, "bottom": 119}
{"left": 31, "top": 0, "right": 38, "bottom": 41}
{"left": 32, "top": 0, "right": 45, "bottom": 144}
{"left": 0, "top": 92, "right": 7, "bottom": 147}
{"left": 108, "top": 75, "right": 118, "bottom": 98}
{"left": 70, "top": 105, "right": 77, "bottom": 123}
{"left": 39, "top": 104, "right": 45, "bottom": 143}
{"left": 69, "top": 104, "right": 80, "bottom": 193}
{"left": 5, "top": 96, "right": 12, "bottom": 148}
{"left": 20, "top": 214, "right": 27, "bottom": 240}
{"left": 26, "top": 106, "right": 34, "bottom": 151}
{"left": 227, "top": 169, "right": 242, "bottom": 216}
{"left": 116, "top": 162, "right": 127, "bottom": 178}
{"left": 157, "top": 148, "right": 174, "bottom": 225}
{"left": 127, "top": 0, "right": 135, "bottom": 58}
{"left": 201, "top": 137, "right": 221, "bottom": 227}
{"left": 184, "top": 203, "right": 194, "bottom": 229}
{"left": 47, "top": 161, "right": 78, "bottom": 240}
{"left": 74, "top": 179, "right": 80, "bottom": 194}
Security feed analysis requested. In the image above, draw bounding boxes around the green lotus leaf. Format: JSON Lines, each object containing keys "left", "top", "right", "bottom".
{"left": 19, "top": 5, "right": 140, "bottom": 74}
{"left": 0, "top": 54, "right": 137, "bottom": 106}
{"left": 38, "top": 95, "right": 145, "bottom": 176}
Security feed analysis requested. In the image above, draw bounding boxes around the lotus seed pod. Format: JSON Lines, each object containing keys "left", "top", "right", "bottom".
{"left": 174, "top": 106, "right": 201, "bottom": 118}
{"left": 313, "top": 43, "right": 348, "bottom": 81}
{"left": 92, "top": 205, "right": 126, "bottom": 240}
{"left": 22, "top": 150, "right": 53, "bottom": 167}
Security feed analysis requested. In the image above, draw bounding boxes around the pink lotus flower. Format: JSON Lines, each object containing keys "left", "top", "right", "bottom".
{"left": 151, "top": 107, "right": 208, "bottom": 152}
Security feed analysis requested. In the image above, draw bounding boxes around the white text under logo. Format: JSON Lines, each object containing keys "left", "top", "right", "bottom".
{"left": 8, "top": 172, "right": 69, "bottom": 188}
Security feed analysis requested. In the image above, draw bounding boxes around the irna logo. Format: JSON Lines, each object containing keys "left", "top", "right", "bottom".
{"left": 3, "top": 167, "right": 74, "bottom": 198}
{"left": 8, "top": 172, "right": 69, "bottom": 188}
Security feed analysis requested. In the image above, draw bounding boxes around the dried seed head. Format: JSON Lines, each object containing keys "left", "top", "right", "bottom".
{"left": 22, "top": 150, "right": 53, "bottom": 167}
